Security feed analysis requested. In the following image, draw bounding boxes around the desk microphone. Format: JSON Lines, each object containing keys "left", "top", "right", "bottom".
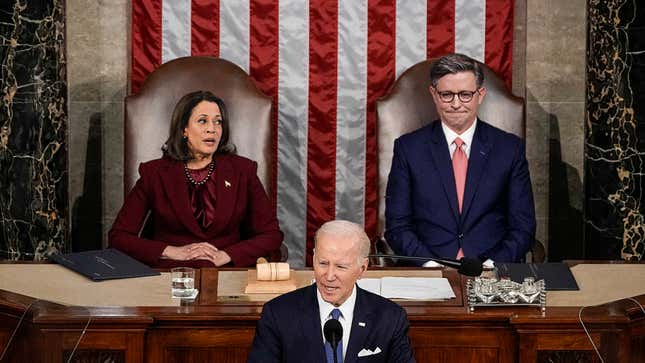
{"left": 323, "top": 318, "right": 342, "bottom": 363}
{"left": 369, "top": 254, "right": 483, "bottom": 277}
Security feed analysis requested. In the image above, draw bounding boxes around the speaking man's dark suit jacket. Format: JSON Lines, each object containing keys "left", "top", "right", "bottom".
{"left": 385, "top": 120, "right": 536, "bottom": 263}
{"left": 108, "top": 154, "right": 282, "bottom": 267}
{"left": 247, "top": 284, "right": 415, "bottom": 363}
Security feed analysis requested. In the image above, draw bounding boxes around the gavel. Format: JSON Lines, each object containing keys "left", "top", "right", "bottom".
{"left": 255, "top": 257, "right": 290, "bottom": 281}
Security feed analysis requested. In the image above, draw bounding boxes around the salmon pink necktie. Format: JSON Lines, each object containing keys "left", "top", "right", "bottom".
{"left": 453, "top": 137, "right": 467, "bottom": 260}
{"left": 453, "top": 137, "right": 467, "bottom": 213}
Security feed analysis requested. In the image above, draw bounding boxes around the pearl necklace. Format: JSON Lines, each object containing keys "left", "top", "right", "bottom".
{"left": 184, "top": 160, "right": 215, "bottom": 186}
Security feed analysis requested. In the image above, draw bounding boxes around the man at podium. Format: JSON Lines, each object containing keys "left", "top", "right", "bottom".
{"left": 247, "top": 220, "right": 415, "bottom": 363}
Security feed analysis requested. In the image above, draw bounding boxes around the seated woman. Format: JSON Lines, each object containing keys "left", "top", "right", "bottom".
{"left": 109, "top": 90, "right": 283, "bottom": 267}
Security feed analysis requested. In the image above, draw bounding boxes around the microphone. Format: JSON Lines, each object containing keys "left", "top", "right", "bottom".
{"left": 369, "top": 254, "right": 483, "bottom": 277}
{"left": 323, "top": 318, "right": 343, "bottom": 363}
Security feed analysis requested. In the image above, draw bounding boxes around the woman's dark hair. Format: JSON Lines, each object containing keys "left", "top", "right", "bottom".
{"left": 162, "top": 90, "right": 236, "bottom": 161}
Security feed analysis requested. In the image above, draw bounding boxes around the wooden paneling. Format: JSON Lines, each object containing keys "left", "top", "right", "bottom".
{"left": 0, "top": 267, "right": 643, "bottom": 362}
{"left": 146, "top": 327, "right": 256, "bottom": 362}
{"left": 411, "top": 325, "right": 516, "bottom": 362}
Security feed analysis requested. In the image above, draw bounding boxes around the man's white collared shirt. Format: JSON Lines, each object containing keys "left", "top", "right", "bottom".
{"left": 441, "top": 118, "right": 477, "bottom": 159}
{"left": 317, "top": 285, "right": 356, "bottom": 360}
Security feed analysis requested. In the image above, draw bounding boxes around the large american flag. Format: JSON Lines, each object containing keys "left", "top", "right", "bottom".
{"left": 131, "top": 0, "right": 515, "bottom": 267}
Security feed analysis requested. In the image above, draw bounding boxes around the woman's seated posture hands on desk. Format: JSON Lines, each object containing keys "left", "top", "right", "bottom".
{"left": 108, "top": 91, "right": 283, "bottom": 268}
{"left": 162, "top": 242, "right": 231, "bottom": 267}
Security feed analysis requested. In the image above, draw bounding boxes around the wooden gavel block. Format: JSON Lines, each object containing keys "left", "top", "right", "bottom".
{"left": 256, "top": 257, "right": 290, "bottom": 281}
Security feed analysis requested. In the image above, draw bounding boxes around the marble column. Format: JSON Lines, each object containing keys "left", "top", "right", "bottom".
{"left": 0, "top": 0, "right": 68, "bottom": 260}
{"left": 585, "top": 0, "right": 644, "bottom": 260}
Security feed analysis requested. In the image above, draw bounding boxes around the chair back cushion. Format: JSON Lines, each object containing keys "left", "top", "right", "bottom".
{"left": 125, "top": 56, "right": 273, "bottom": 195}
{"left": 376, "top": 59, "right": 524, "bottom": 234}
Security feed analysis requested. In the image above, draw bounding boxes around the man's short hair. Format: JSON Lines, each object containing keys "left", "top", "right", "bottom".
{"left": 430, "top": 53, "right": 485, "bottom": 88}
{"left": 314, "top": 220, "right": 370, "bottom": 261}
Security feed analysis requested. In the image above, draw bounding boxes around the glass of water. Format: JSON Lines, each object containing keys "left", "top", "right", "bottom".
{"left": 171, "top": 267, "right": 195, "bottom": 298}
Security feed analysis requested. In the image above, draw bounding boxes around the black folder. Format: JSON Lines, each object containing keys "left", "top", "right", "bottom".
{"left": 494, "top": 262, "right": 579, "bottom": 291}
{"left": 50, "top": 248, "right": 160, "bottom": 281}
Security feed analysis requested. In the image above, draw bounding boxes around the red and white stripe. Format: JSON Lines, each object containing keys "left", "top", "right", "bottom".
{"left": 131, "top": 0, "right": 515, "bottom": 267}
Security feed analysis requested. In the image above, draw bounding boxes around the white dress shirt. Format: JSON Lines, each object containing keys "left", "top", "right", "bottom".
{"left": 441, "top": 118, "right": 477, "bottom": 159}
{"left": 317, "top": 285, "right": 356, "bottom": 360}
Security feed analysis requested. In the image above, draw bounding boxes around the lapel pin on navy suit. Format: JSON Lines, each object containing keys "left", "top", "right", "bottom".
{"left": 358, "top": 322, "right": 366, "bottom": 327}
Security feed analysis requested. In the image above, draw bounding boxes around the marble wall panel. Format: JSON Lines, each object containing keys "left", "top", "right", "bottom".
{"left": 546, "top": 102, "right": 586, "bottom": 260}
{"left": 627, "top": 0, "right": 645, "bottom": 261}
{"left": 526, "top": 0, "right": 587, "bottom": 103}
{"left": 512, "top": 0, "right": 526, "bottom": 97}
{"left": 585, "top": 0, "right": 644, "bottom": 261}
{"left": 525, "top": 101, "right": 550, "bottom": 254}
{"left": 66, "top": 0, "right": 128, "bottom": 248}
{"left": 0, "top": 0, "right": 68, "bottom": 260}
{"left": 526, "top": 0, "right": 587, "bottom": 260}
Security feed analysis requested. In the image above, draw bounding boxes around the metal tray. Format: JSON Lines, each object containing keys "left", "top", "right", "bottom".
{"left": 466, "top": 277, "right": 546, "bottom": 312}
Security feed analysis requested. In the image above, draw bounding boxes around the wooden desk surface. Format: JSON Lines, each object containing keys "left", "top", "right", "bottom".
{"left": 2, "top": 263, "right": 645, "bottom": 308}
{"left": 213, "top": 268, "right": 452, "bottom": 303}
{"left": 0, "top": 264, "right": 179, "bottom": 307}
{"left": 1, "top": 263, "right": 644, "bottom": 363}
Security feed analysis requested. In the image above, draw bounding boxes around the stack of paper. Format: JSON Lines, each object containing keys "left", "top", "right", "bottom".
{"left": 357, "top": 277, "right": 456, "bottom": 300}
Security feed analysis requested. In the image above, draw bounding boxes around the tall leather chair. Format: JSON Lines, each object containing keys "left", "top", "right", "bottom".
{"left": 374, "top": 59, "right": 541, "bottom": 263}
{"left": 124, "top": 56, "right": 286, "bottom": 261}
{"left": 125, "top": 56, "right": 273, "bottom": 196}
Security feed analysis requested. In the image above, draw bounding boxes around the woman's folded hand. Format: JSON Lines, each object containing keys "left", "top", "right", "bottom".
{"left": 162, "top": 242, "right": 231, "bottom": 266}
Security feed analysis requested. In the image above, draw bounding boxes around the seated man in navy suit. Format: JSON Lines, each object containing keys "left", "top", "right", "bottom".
{"left": 247, "top": 220, "right": 415, "bottom": 363}
{"left": 385, "top": 53, "right": 536, "bottom": 264}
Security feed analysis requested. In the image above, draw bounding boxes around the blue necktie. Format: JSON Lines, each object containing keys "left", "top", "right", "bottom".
{"left": 325, "top": 308, "right": 343, "bottom": 363}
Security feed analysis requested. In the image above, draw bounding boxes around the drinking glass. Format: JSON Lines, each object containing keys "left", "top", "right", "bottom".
{"left": 171, "top": 267, "right": 195, "bottom": 298}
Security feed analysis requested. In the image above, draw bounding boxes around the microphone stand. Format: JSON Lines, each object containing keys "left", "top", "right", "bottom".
{"left": 370, "top": 254, "right": 439, "bottom": 261}
{"left": 369, "top": 253, "right": 461, "bottom": 267}
{"left": 368, "top": 253, "right": 484, "bottom": 277}
{"left": 329, "top": 337, "right": 339, "bottom": 363}
{"left": 324, "top": 319, "right": 342, "bottom": 363}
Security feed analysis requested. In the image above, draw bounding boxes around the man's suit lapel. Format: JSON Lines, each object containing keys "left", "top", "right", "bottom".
{"left": 427, "top": 123, "right": 460, "bottom": 222}
{"left": 300, "top": 284, "right": 327, "bottom": 361}
{"left": 159, "top": 160, "right": 205, "bottom": 238}
{"left": 345, "top": 287, "right": 374, "bottom": 363}
{"left": 461, "top": 121, "right": 492, "bottom": 219}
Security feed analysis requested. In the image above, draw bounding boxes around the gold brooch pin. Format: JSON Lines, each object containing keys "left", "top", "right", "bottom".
{"left": 225, "top": 180, "right": 231, "bottom": 188}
